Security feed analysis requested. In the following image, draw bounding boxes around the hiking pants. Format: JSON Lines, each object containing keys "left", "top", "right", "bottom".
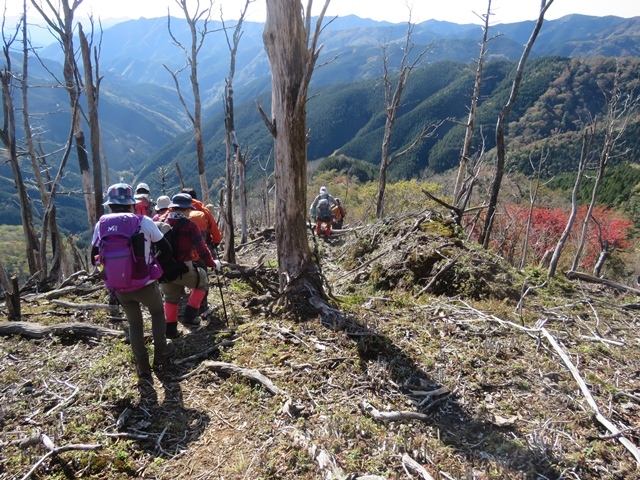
{"left": 160, "top": 261, "right": 208, "bottom": 304}
{"left": 316, "top": 217, "right": 332, "bottom": 236}
{"left": 116, "top": 281, "right": 166, "bottom": 376}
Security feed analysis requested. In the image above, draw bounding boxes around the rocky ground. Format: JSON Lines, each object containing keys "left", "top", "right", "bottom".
{"left": 2, "top": 213, "right": 640, "bottom": 479}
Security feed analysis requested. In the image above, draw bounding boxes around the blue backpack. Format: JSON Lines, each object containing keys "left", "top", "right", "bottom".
{"left": 97, "top": 213, "right": 161, "bottom": 292}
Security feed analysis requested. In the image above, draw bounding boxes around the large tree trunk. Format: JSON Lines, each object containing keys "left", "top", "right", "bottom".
{"left": 263, "top": 0, "right": 328, "bottom": 301}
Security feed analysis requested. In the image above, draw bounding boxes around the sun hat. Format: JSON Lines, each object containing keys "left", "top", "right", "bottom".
{"left": 168, "top": 193, "right": 193, "bottom": 210}
{"left": 104, "top": 183, "right": 138, "bottom": 205}
{"left": 135, "top": 182, "right": 150, "bottom": 194}
{"left": 155, "top": 195, "right": 171, "bottom": 211}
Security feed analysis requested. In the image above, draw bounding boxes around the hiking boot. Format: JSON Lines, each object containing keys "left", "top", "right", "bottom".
{"left": 137, "top": 371, "right": 154, "bottom": 386}
{"left": 153, "top": 340, "right": 175, "bottom": 369}
{"left": 166, "top": 322, "right": 180, "bottom": 339}
{"left": 181, "top": 305, "right": 201, "bottom": 326}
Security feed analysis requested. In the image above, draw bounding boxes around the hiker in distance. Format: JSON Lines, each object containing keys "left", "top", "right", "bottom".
{"left": 310, "top": 186, "right": 338, "bottom": 239}
{"left": 157, "top": 193, "right": 221, "bottom": 339}
{"left": 134, "top": 182, "right": 155, "bottom": 217}
{"left": 332, "top": 197, "right": 347, "bottom": 230}
{"left": 91, "top": 183, "right": 175, "bottom": 384}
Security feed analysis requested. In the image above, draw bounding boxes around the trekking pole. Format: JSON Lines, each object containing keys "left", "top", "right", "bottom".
{"left": 212, "top": 247, "right": 229, "bottom": 326}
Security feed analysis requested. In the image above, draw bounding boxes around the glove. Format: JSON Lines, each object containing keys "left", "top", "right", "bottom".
{"left": 212, "top": 260, "right": 222, "bottom": 270}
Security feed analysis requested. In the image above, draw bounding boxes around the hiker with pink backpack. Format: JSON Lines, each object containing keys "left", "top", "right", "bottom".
{"left": 91, "top": 183, "right": 175, "bottom": 386}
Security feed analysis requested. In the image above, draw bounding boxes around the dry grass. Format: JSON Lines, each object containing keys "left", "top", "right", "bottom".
{"left": 2, "top": 215, "right": 640, "bottom": 479}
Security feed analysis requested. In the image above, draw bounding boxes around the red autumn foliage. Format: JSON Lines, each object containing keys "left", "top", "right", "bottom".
{"left": 467, "top": 204, "right": 633, "bottom": 269}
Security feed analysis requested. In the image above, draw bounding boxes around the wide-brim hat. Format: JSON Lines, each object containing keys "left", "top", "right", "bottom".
{"left": 104, "top": 183, "right": 138, "bottom": 206}
{"left": 169, "top": 193, "right": 193, "bottom": 209}
{"left": 155, "top": 195, "right": 171, "bottom": 211}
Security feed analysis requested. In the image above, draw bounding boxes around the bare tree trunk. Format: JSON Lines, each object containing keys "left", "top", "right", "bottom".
{"left": 78, "top": 23, "right": 104, "bottom": 220}
{"left": 453, "top": 0, "right": 493, "bottom": 209}
{"left": 480, "top": 0, "right": 554, "bottom": 248}
{"left": 376, "top": 20, "right": 434, "bottom": 219}
{"left": 519, "top": 150, "right": 548, "bottom": 269}
{"left": 222, "top": 0, "right": 251, "bottom": 263}
{"left": 261, "top": 0, "right": 330, "bottom": 301}
{"left": 32, "top": 0, "right": 97, "bottom": 229}
{"left": 223, "top": 115, "right": 236, "bottom": 263}
{"left": 165, "top": 0, "right": 213, "bottom": 205}
{"left": 548, "top": 124, "right": 595, "bottom": 278}
{"left": 0, "top": 24, "right": 41, "bottom": 276}
{"left": 21, "top": 1, "right": 66, "bottom": 280}
{"left": 571, "top": 69, "right": 638, "bottom": 272}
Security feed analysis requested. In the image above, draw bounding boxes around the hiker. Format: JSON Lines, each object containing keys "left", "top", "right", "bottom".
{"left": 158, "top": 193, "right": 220, "bottom": 339}
{"left": 310, "top": 186, "right": 337, "bottom": 238}
{"left": 180, "top": 188, "right": 222, "bottom": 250}
{"left": 179, "top": 188, "right": 223, "bottom": 314}
{"left": 134, "top": 182, "right": 155, "bottom": 217}
{"left": 152, "top": 195, "right": 171, "bottom": 221}
{"left": 91, "top": 183, "right": 175, "bottom": 384}
{"left": 332, "top": 197, "right": 347, "bottom": 230}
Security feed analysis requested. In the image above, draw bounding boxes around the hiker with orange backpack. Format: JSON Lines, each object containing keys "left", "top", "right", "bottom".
{"left": 91, "top": 183, "right": 175, "bottom": 385}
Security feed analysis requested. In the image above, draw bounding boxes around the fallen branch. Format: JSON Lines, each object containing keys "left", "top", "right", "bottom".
{"left": 360, "top": 400, "right": 429, "bottom": 422}
{"left": 202, "top": 360, "right": 284, "bottom": 396}
{"left": 539, "top": 328, "right": 640, "bottom": 465}
{"left": 414, "top": 252, "right": 463, "bottom": 297}
{"left": 566, "top": 270, "right": 640, "bottom": 295}
{"left": 459, "top": 301, "right": 640, "bottom": 465}
{"left": 0, "top": 321, "right": 124, "bottom": 339}
{"left": 402, "top": 453, "right": 434, "bottom": 480}
{"left": 175, "top": 339, "right": 237, "bottom": 364}
{"left": 19, "top": 443, "right": 102, "bottom": 480}
{"left": 50, "top": 300, "right": 121, "bottom": 311}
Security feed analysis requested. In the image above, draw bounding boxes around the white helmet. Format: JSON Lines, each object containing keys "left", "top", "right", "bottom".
{"left": 319, "top": 186, "right": 327, "bottom": 195}
{"left": 136, "top": 182, "right": 150, "bottom": 194}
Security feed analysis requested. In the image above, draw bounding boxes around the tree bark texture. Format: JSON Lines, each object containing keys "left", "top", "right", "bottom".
{"left": 263, "top": 0, "right": 322, "bottom": 297}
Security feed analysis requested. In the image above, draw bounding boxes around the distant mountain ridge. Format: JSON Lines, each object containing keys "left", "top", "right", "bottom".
{"left": 2, "top": 14, "right": 640, "bottom": 233}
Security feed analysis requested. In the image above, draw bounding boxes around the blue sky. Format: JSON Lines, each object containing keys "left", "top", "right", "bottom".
{"left": 6, "top": 0, "right": 640, "bottom": 25}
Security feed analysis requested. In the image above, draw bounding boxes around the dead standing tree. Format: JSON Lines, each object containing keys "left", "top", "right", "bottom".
{"left": 20, "top": 0, "right": 69, "bottom": 281}
{"left": 376, "top": 17, "right": 439, "bottom": 219}
{"left": 221, "top": 0, "right": 253, "bottom": 263}
{"left": 31, "top": 0, "right": 98, "bottom": 229}
{"left": 259, "top": 0, "right": 331, "bottom": 307}
{"left": 570, "top": 66, "right": 640, "bottom": 274}
{"left": 479, "top": 0, "right": 554, "bottom": 248}
{"left": 0, "top": 15, "right": 41, "bottom": 276}
{"left": 78, "top": 21, "right": 104, "bottom": 220}
{"left": 452, "top": 0, "right": 496, "bottom": 212}
{"left": 165, "top": 0, "right": 214, "bottom": 206}
{"left": 547, "top": 124, "right": 595, "bottom": 278}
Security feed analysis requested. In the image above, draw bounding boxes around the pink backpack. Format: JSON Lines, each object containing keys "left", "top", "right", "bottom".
{"left": 97, "top": 213, "right": 161, "bottom": 292}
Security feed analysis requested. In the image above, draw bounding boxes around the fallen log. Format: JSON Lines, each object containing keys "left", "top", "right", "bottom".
{"left": 566, "top": 270, "right": 640, "bottom": 295}
{"left": 0, "top": 321, "right": 124, "bottom": 340}
{"left": 202, "top": 360, "right": 284, "bottom": 396}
